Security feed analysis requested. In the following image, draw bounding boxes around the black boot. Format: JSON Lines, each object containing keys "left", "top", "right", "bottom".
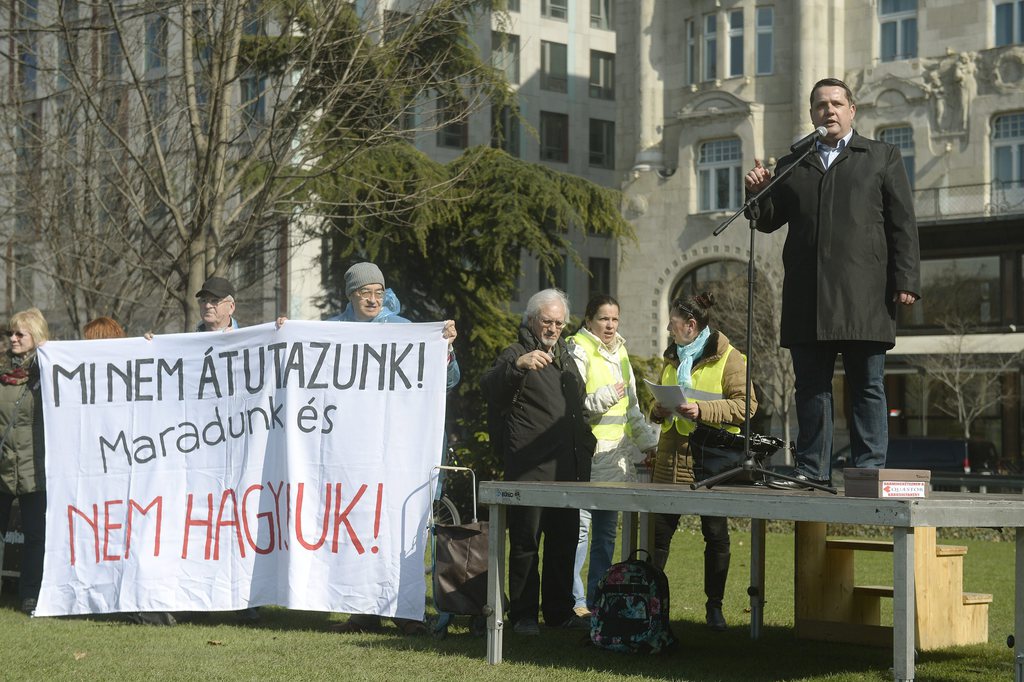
{"left": 704, "top": 549, "right": 730, "bottom": 631}
{"left": 705, "top": 605, "right": 726, "bottom": 631}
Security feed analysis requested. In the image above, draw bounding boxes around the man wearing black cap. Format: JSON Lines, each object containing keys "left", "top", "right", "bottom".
{"left": 195, "top": 276, "right": 239, "bottom": 332}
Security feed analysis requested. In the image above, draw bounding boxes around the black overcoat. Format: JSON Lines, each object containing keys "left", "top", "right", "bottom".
{"left": 753, "top": 131, "right": 921, "bottom": 348}
{"left": 481, "top": 324, "right": 595, "bottom": 483}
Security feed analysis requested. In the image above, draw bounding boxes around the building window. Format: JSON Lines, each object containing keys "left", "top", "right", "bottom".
{"left": 383, "top": 11, "right": 411, "bottom": 43}
{"left": 492, "top": 32, "right": 520, "bottom": 85}
{"left": 539, "top": 260, "right": 568, "bottom": 292}
{"left": 542, "top": 0, "right": 568, "bottom": 21}
{"left": 243, "top": 0, "right": 265, "bottom": 36}
{"left": 992, "top": 113, "right": 1024, "bottom": 205}
{"left": 57, "top": 35, "right": 73, "bottom": 91}
{"left": 436, "top": 99, "right": 468, "bottom": 149}
{"left": 589, "top": 51, "right": 615, "bottom": 100}
{"left": 898, "top": 256, "right": 1001, "bottom": 328}
{"left": 146, "top": 82, "right": 169, "bottom": 148}
{"left": 506, "top": 0, "right": 520, "bottom": 11}
{"left": 399, "top": 103, "right": 416, "bottom": 137}
{"left": 104, "top": 29, "right": 123, "bottom": 80}
{"left": 491, "top": 104, "right": 520, "bottom": 157}
{"left": 19, "top": 42, "right": 37, "bottom": 99}
{"left": 589, "top": 119, "right": 615, "bottom": 169}
{"left": 19, "top": 0, "right": 38, "bottom": 24}
{"left": 15, "top": 110, "right": 40, "bottom": 173}
{"left": 698, "top": 138, "right": 742, "bottom": 211}
{"left": 145, "top": 13, "right": 168, "bottom": 72}
{"left": 703, "top": 14, "right": 717, "bottom": 81}
{"left": 670, "top": 259, "right": 748, "bottom": 321}
{"left": 879, "top": 0, "right": 917, "bottom": 62}
{"left": 879, "top": 126, "right": 915, "bottom": 189}
{"left": 540, "top": 111, "right": 569, "bottom": 163}
{"left": 541, "top": 41, "right": 568, "bottom": 93}
{"left": 588, "top": 257, "right": 611, "bottom": 300}
{"left": 241, "top": 73, "right": 266, "bottom": 125}
{"left": 756, "top": 6, "right": 774, "bottom": 75}
{"left": 685, "top": 18, "right": 697, "bottom": 85}
{"left": 995, "top": 1, "right": 1024, "bottom": 46}
{"left": 12, "top": 244, "right": 36, "bottom": 311}
{"left": 591, "top": 0, "right": 614, "bottom": 30}
{"left": 728, "top": 9, "right": 743, "bottom": 77}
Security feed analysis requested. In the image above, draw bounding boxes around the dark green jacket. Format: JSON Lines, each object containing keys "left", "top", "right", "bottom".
{"left": 0, "top": 354, "right": 45, "bottom": 495}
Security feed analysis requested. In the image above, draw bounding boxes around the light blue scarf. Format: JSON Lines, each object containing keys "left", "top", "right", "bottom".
{"left": 675, "top": 326, "right": 711, "bottom": 388}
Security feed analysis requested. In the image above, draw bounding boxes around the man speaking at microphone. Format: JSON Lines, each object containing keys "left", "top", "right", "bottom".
{"left": 743, "top": 77, "right": 921, "bottom": 490}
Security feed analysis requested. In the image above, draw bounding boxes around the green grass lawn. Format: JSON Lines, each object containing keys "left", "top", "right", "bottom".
{"left": 0, "top": 527, "right": 1017, "bottom": 681}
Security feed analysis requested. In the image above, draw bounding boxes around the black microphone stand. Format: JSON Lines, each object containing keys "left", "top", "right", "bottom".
{"left": 692, "top": 141, "right": 836, "bottom": 495}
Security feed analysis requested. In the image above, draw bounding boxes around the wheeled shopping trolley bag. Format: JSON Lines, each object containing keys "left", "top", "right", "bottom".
{"left": 429, "top": 465, "right": 489, "bottom": 637}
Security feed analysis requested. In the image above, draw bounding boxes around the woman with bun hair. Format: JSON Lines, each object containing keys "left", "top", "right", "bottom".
{"left": 649, "top": 292, "right": 756, "bottom": 631}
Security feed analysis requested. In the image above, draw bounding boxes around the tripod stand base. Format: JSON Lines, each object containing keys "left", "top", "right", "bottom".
{"left": 692, "top": 460, "right": 838, "bottom": 495}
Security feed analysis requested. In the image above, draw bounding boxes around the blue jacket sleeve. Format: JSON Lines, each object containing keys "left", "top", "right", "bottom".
{"left": 446, "top": 353, "right": 461, "bottom": 392}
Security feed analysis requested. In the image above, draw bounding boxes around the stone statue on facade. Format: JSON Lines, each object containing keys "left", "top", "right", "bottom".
{"left": 953, "top": 51, "right": 977, "bottom": 131}
{"left": 924, "top": 68, "right": 946, "bottom": 131}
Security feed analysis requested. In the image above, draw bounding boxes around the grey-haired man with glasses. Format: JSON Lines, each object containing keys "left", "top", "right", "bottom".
{"left": 481, "top": 288, "right": 595, "bottom": 635}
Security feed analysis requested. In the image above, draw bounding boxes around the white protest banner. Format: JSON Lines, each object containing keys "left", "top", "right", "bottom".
{"left": 34, "top": 321, "right": 448, "bottom": 618}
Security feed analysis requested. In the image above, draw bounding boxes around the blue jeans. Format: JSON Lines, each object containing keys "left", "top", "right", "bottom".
{"left": 572, "top": 510, "right": 590, "bottom": 609}
{"left": 586, "top": 510, "right": 618, "bottom": 608}
{"left": 573, "top": 508, "right": 619, "bottom": 610}
{"left": 790, "top": 342, "right": 889, "bottom": 482}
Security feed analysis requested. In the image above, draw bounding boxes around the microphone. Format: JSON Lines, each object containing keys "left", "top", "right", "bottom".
{"left": 790, "top": 126, "right": 828, "bottom": 153}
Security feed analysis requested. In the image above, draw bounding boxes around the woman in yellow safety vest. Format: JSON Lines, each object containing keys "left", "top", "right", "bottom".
{"left": 566, "top": 295, "right": 659, "bottom": 616}
{"left": 650, "top": 292, "right": 756, "bottom": 632}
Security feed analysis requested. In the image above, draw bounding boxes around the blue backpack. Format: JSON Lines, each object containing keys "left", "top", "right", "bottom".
{"left": 590, "top": 550, "right": 677, "bottom": 653}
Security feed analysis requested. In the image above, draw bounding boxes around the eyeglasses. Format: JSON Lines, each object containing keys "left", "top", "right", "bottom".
{"left": 539, "top": 318, "right": 566, "bottom": 330}
{"left": 6, "top": 331, "right": 27, "bottom": 339}
{"left": 354, "top": 287, "right": 385, "bottom": 301}
{"left": 198, "top": 296, "right": 228, "bottom": 306}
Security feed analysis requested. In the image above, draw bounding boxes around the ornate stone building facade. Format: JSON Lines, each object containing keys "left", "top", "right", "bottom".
{"left": 616, "top": 0, "right": 1024, "bottom": 458}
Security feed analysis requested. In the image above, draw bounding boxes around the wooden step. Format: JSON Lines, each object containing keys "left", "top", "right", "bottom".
{"left": 962, "top": 592, "right": 994, "bottom": 605}
{"left": 827, "top": 539, "right": 894, "bottom": 552}
{"left": 826, "top": 538, "right": 967, "bottom": 557}
{"left": 853, "top": 584, "right": 894, "bottom": 598}
{"left": 853, "top": 584, "right": 992, "bottom": 607}
{"left": 935, "top": 544, "right": 968, "bottom": 557}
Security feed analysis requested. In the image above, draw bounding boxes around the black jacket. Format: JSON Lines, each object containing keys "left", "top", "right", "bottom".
{"left": 481, "top": 324, "right": 595, "bottom": 482}
{"left": 753, "top": 131, "right": 921, "bottom": 347}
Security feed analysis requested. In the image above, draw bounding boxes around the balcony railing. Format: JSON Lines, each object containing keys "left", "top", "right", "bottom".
{"left": 913, "top": 181, "right": 1024, "bottom": 221}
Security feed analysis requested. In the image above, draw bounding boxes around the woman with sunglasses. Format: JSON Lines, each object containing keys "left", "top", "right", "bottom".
{"left": 649, "top": 292, "right": 756, "bottom": 632}
{"left": 0, "top": 308, "right": 50, "bottom": 615}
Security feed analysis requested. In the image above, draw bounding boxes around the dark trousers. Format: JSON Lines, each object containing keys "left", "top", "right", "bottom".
{"left": 0, "top": 490, "right": 46, "bottom": 603}
{"left": 652, "top": 512, "right": 730, "bottom": 609}
{"left": 507, "top": 505, "right": 578, "bottom": 625}
{"left": 790, "top": 341, "right": 889, "bottom": 482}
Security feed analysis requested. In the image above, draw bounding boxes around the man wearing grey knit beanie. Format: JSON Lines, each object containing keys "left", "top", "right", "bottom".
{"left": 328, "top": 261, "right": 460, "bottom": 636}
{"left": 342, "top": 262, "right": 391, "bottom": 322}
